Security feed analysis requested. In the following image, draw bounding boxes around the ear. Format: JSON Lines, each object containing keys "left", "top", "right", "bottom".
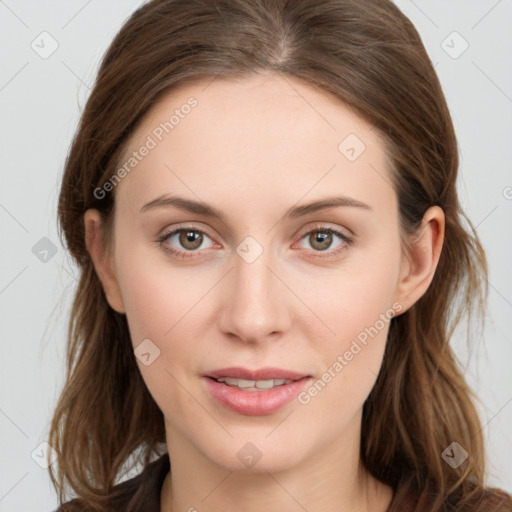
{"left": 394, "top": 206, "right": 445, "bottom": 313}
{"left": 84, "top": 209, "right": 125, "bottom": 314}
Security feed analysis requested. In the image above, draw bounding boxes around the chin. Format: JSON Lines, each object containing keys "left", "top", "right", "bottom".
{"left": 197, "top": 431, "right": 309, "bottom": 474}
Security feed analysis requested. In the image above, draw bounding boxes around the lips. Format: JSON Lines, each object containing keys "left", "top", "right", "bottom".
{"left": 205, "top": 366, "right": 309, "bottom": 381}
{"left": 203, "top": 367, "right": 312, "bottom": 415}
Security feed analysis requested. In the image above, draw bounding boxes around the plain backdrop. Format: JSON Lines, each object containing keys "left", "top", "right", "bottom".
{"left": 0, "top": 1, "right": 511, "bottom": 510}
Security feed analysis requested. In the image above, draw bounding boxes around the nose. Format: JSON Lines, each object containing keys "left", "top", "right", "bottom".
{"left": 217, "top": 243, "right": 291, "bottom": 344}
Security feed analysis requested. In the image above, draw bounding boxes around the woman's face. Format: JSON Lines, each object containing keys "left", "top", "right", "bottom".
{"left": 95, "top": 72, "right": 414, "bottom": 473}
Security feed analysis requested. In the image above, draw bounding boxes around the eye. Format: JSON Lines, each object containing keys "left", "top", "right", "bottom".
{"left": 157, "top": 227, "right": 216, "bottom": 258}
{"left": 156, "top": 224, "right": 353, "bottom": 260}
{"left": 295, "top": 225, "right": 353, "bottom": 258}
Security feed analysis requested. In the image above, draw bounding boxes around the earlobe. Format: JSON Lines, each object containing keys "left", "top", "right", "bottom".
{"left": 84, "top": 209, "right": 126, "bottom": 314}
{"left": 395, "top": 206, "right": 445, "bottom": 312}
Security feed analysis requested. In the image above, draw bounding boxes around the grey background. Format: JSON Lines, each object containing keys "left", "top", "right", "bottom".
{"left": 0, "top": 0, "right": 511, "bottom": 510}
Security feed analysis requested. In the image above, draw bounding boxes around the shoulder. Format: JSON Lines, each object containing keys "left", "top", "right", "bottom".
{"left": 54, "top": 452, "right": 170, "bottom": 512}
{"left": 388, "top": 483, "right": 512, "bottom": 512}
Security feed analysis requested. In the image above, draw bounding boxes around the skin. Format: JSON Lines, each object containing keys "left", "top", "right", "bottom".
{"left": 84, "top": 72, "right": 444, "bottom": 512}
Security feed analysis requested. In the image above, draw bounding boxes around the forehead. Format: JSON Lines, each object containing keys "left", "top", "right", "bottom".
{"left": 127, "top": 72, "right": 378, "bottom": 153}
{"left": 113, "top": 72, "right": 394, "bottom": 215}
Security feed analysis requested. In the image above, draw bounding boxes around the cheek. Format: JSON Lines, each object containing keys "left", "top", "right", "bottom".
{"left": 113, "top": 239, "right": 208, "bottom": 343}
{"left": 298, "top": 240, "right": 402, "bottom": 407}
{"left": 115, "top": 259, "right": 210, "bottom": 420}
{"left": 300, "top": 236, "right": 401, "bottom": 344}
{"left": 113, "top": 245, "right": 219, "bottom": 393}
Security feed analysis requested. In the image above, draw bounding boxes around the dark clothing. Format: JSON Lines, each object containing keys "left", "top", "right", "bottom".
{"left": 55, "top": 452, "right": 512, "bottom": 511}
{"left": 56, "top": 453, "right": 170, "bottom": 512}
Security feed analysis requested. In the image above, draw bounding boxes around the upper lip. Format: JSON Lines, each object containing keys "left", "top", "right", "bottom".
{"left": 205, "top": 367, "right": 309, "bottom": 381}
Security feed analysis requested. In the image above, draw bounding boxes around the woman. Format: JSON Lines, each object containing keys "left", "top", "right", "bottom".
{"left": 50, "top": 0, "right": 512, "bottom": 510}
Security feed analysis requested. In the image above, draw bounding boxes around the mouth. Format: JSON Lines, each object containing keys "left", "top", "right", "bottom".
{"left": 203, "top": 367, "right": 312, "bottom": 415}
{"left": 210, "top": 376, "right": 296, "bottom": 391}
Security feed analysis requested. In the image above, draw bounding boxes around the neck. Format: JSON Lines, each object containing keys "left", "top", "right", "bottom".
{"left": 160, "top": 416, "right": 393, "bottom": 512}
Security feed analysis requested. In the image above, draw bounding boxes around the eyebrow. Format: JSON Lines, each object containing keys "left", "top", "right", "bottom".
{"left": 140, "top": 194, "right": 371, "bottom": 221}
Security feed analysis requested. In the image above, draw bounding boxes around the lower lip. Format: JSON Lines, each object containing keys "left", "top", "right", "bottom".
{"left": 203, "top": 377, "right": 312, "bottom": 416}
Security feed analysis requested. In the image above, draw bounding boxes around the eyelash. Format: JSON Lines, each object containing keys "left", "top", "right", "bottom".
{"left": 156, "top": 224, "right": 353, "bottom": 260}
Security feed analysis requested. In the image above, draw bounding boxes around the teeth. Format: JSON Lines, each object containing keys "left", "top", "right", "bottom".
{"left": 215, "top": 377, "right": 293, "bottom": 390}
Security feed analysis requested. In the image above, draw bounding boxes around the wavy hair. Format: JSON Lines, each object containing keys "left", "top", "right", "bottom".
{"left": 50, "top": 0, "right": 512, "bottom": 510}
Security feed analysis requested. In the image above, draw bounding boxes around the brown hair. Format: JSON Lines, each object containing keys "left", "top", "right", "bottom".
{"left": 50, "top": 0, "right": 512, "bottom": 510}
